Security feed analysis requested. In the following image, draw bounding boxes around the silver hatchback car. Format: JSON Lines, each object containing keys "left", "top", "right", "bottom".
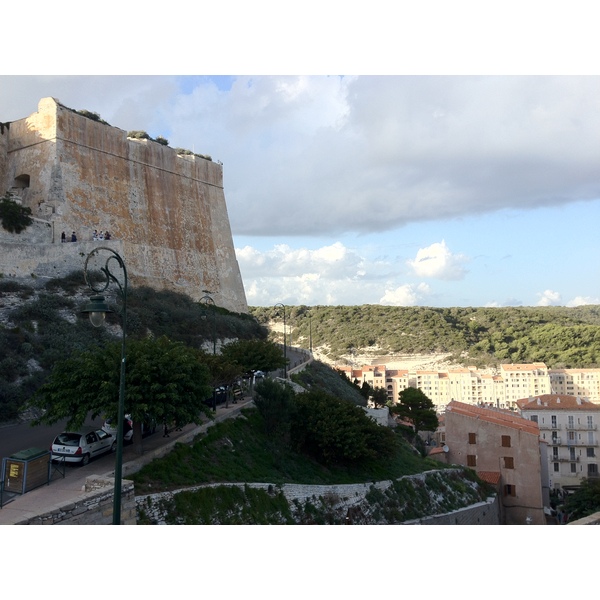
{"left": 51, "top": 427, "right": 116, "bottom": 466}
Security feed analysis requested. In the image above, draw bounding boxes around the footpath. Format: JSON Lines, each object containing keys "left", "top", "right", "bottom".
{"left": 0, "top": 397, "right": 253, "bottom": 525}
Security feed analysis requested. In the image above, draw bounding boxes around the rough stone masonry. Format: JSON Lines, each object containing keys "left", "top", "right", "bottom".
{"left": 0, "top": 97, "right": 247, "bottom": 313}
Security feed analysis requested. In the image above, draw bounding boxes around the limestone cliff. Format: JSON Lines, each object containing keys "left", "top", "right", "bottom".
{"left": 0, "top": 97, "right": 248, "bottom": 313}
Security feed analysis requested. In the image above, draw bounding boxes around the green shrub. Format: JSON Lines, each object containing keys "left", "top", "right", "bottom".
{"left": 291, "top": 390, "right": 396, "bottom": 465}
{"left": 127, "top": 130, "right": 151, "bottom": 140}
{"left": 0, "top": 193, "right": 33, "bottom": 234}
{"left": 75, "top": 109, "right": 109, "bottom": 125}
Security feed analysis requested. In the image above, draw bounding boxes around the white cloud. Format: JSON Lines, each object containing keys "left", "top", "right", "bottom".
{"left": 3, "top": 76, "right": 600, "bottom": 239}
{"left": 380, "top": 283, "right": 431, "bottom": 306}
{"left": 536, "top": 289, "right": 562, "bottom": 306}
{"left": 236, "top": 242, "right": 364, "bottom": 279}
{"left": 407, "top": 240, "right": 468, "bottom": 280}
{"left": 3, "top": 75, "right": 600, "bottom": 308}
{"left": 566, "top": 296, "right": 600, "bottom": 307}
{"left": 237, "top": 241, "right": 430, "bottom": 306}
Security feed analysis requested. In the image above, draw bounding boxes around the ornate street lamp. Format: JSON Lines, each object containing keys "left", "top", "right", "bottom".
{"left": 81, "top": 247, "right": 128, "bottom": 525}
{"left": 200, "top": 291, "right": 217, "bottom": 409}
{"left": 274, "top": 303, "right": 287, "bottom": 379}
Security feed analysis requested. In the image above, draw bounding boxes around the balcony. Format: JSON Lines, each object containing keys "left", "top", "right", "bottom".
{"left": 539, "top": 424, "right": 561, "bottom": 431}
{"left": 566, "top": 440, "right": 598, "bottom": 447}
{"left": 566, "top": 424, "right": 597, "bottom": 431}
{"left": 550, "top": 437, "right": 561, "bottom": 445}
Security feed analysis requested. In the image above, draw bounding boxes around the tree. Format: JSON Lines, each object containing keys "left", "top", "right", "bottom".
{"left": 198, "top": 350, "right": 244, "bottom": 409}
{"left": 291, "top": 390, "right": 396, "bottom": 465}
{"left": 0, "top": 193, "right": 33, "bottom": 233}
{"left": 563, "top": 478, "right": 600, "bottom": 521}
{"left": 392, "top": 387, "right": 439, "bottom": 436}
{"left": 254, "top": 378, "right": 297, "bottom": 444}
{"left": 359, "top": 381, "right": 371, "bottom": 400}
{"left": 220, "top": 338, "right": 287, "bottom": 374}
{"left": 371, "top": 387, "right": 388, "bottom": 408}
{"left": 29, "top": 336, "right": 213, "bottom": 450}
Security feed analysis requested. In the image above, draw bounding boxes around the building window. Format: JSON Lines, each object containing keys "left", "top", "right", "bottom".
{"left": 554, "top": 462, "right": 559, "bottom": 472}
{"left": 588, "top": 416, "right": 594, "bottom": 428}
{"left": 553, "top": 447, "right": 559, "bottom": 459}
{"left": 551, "top": 415, "right": 557, "bottom": 428}
{"left": 467, "top": 454, "right": 477, "bottom": 467}
{"left": 588, "top": 464, "right": 598, "bottom": 476}
{"left": 501, "top": 435, "right": 511, "bottom": 448}
{"left": 468, "top": 432, "right": 477, "bottom": 444}
{"left": 568, "top": 416, "right": 574, "bottom": 428}
{"left": 587, "top": 447, "right": 595, "bottom": 458}
{"left": 504, "top": 484, "right": 516, "bottom": 497}
{"left": 504, "top": 456, "right": 514, "bottom": 469}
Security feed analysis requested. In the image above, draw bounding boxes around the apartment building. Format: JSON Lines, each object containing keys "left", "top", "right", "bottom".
{"left": 443, "top": 400, "right": 546, "bottom": 525}
{"left": 549, "top": 369, "right": 600, "bottom": 400}
{"left": 517, "top": 394, "right": 600, "bottom": 490}
{"left": 339, "top": 362, "right": 600, "bottom": 412}
{"left": 501, "top": 363, "right": 550, "bottom": 407}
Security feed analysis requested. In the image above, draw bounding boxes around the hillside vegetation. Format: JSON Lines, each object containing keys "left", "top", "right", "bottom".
{"left": 251, "top": 304, "right": 600, "bottom": 368}
{"left": 0, "top": 274, "right": 265, "bottom": 422}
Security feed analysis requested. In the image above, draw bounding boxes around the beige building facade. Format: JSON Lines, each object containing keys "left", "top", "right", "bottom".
{"left": 443, "top": 401, "right": 546, "bottom": 525}
{"left": 517, "top": 394, "right": 600, "bottom": 490}
{"left": 340, "top": 362, "right": 600, "bottom": 411}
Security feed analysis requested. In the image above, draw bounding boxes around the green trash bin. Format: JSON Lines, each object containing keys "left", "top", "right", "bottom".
{"left": 2, "top": 447, "right": 51, "bottom": 495}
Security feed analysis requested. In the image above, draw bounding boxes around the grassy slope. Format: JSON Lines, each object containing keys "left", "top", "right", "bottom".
{"left": 132, "top": 407, "right": 438, "bottom": 494}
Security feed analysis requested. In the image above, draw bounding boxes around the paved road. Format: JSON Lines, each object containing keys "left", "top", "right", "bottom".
{"left": 0, "top": 417, "right": 104, "bottom": 460}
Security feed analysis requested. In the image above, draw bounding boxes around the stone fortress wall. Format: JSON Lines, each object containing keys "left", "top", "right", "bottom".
{"left": 0, "top": 97, "right": 247, "bottom": 313}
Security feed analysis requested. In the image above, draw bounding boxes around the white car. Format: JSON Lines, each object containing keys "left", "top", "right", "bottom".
{"left": 51, "top": 427, "right": 116, "bottom": 466}
{"left": 103, "top": 415, "right": 134, "bottom": 442}
{"left": 103, "top": 415, "right": 156, "bottom": 442}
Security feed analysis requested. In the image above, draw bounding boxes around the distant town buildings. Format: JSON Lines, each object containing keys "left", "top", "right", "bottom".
{"left": 517, "top": 394, "right": 600, "bottom": 490}
{"left": 338, "top": 362, "right": 600, "bottom": 411}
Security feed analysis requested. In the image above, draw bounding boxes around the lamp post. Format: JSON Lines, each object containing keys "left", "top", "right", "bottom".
{"left": 81, "top": 247, "right": 127, "bottom": 525}
{"left": 200, "top": 291, "right": 217, "bottom": 409}
{"left": 274, "top": 303, "right": 287, "bottom": 379}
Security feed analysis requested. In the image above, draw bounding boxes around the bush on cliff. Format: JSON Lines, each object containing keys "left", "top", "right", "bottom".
{"left": 0, "top": 193, "right": 33, "bottom": 234}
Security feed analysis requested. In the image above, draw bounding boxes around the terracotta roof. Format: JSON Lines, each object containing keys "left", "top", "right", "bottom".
{"left": 517, "top": 394, "right": 600, "bottom": 411}
{"left": 501, "top": 362, "right": 547, "bottom": 372}
{"left": 428, "top": 447, "right": 446, "bottom": 456}
{"left": 477, "top": 471, "right": 501, "bottom": 485}
{"left": 445, "top": 400, "right": 540, "bottom": 435}
{"left": 550, "top": 368, "right": 600, "bottom": 374}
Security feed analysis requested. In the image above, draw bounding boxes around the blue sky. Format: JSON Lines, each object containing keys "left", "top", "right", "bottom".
{"left": 2, "top": 7, "right": 600, "bottom": 309}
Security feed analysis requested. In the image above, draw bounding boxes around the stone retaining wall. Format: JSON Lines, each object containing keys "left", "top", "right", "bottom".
{"left": 568, "top": 511, "right": 600, "bottom": 525}
{"left": 136, "top": 474, "right": 500, "bottom": 525}
{"left": 403, "top": 496, "right": 499, "bottom": 525}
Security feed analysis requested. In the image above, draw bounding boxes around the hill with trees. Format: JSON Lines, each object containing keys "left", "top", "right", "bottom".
{"left": 250, "top": 304, "right": 600, "bottom": 368}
